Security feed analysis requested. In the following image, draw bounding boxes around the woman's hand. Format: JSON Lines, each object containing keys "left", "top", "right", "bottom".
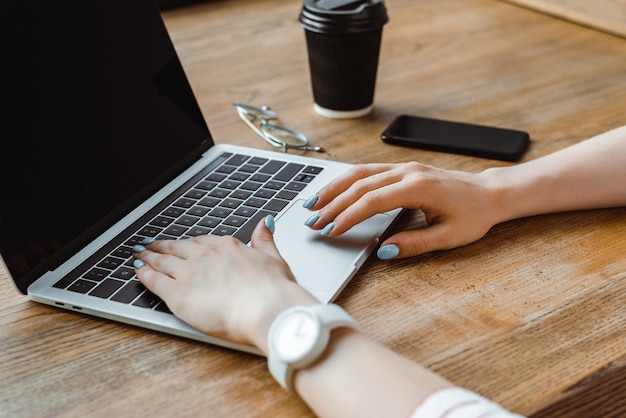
{"left": 304, "top": 162, "right": 500, "bottom": 259}
{"left": 133, "top": 216, "right": 317, "bottom": 354}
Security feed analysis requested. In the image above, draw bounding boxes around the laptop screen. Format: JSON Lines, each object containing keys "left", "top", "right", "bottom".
{"left": 1, "top": 0, "right": 212, "bottom": 291}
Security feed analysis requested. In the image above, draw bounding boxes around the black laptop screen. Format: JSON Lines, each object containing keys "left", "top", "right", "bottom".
{"left": 1, "top": 0, "right": 212, "bottom": 291}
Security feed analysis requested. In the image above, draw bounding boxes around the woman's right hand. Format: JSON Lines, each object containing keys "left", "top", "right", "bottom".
{"left": 303, "top": 162, "right": 502, "bottom": 259}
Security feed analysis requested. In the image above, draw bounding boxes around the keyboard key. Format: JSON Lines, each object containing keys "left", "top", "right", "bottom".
{"left": 303, "top": 165, "right": 324, "bottom": 174}
{"left": 150, "top": 216, "right": 174, "bottom": 228}
{"left": 138, "top": 225, "right": 163, "bottom": 237}
{"left": 225, "top": 154, "right": 249, "bottom": 166}
{"left": 264, "top": 199, "right": 289, "bottom": 212}
{"left": 238, "top": 164, "right": 260, "bottom": 173}
{"left": 206, "top": 173, "right": 227, "bottom": 182}
{"left": 249, "top": 157, "right": 268, "bottom": 165}
{"left": 223, "top": 215, "right": 248, "bottom": 227}
{"left": 176, "top": 215, "right": 200, "bottom": 227}
{"left": 172, "top": 197, "right": 196, "bottom": 209}
{"left": 185, "top": 189, "right": 207, "bottom": 200}
{"left": 235, "top": 206, "right": 257, "bottom": 217}
{"left": 241, "top": 181, "right": 262, "bottom": 191}
{"left": 212, "top": 225, "right": 237, "bottom": 236}
{"left": 285, "top": 182, "right": 307, "bottom": 192}
{"left": 230, "top": 190, "right": 252, "bottom": 200}
{"left": 97, "top": 256, "right": 125, "bottom": 271}
{"left": 187, "top": 226, "right": 212, "bottom": 236}
{"left": 111, "top": 266, "right": 136, "bottom": 280}
{"left": 84, "top": 268, "right": 109, "bottom": 282}
{"left": 90, "top": 278, "right": 125, "bottom": 298}
{"left": 198, "top": 196, "right": 220, "bottom": 207}
{"left": 274, "top": 163, "right": 305, "bottom": 182}
{"left": 229, "top": 172, "right": 249, "bottom": 181}
{"left": 198, "top": 216, "right": 222, "bottom": 228}
{"left": 220, "top": 198, "right": 243, "bottom": 209}
{"left": 112, "top": 246, "right": 133, "bottom": 259}
{"left": 133, "top": 290, "right": 162, "bottom": 309}
{"left": 250, "top": 173, "right": 271, "bottom": 182}
{"left": 209, "top": 188, "right": 231, "bottom": 198}
{"left": 265, "top": 180, "right": 285, "bottom": 190}
{"left": 244, "top": 197, "right": 266, "bottom": 208}
{"left": 162, "top": 207, "right": 185, "bottom": 218}
{"left": 216, "top": 165, "right": 236, "bottom": 174}
{"left": 111, "top": 280, "right": 145, "bottom": 304}
{"left": 164, "top": 224, "right": 189, "bottom": 236}
{"left": 155, "top": 302, "right": 172, "bottom": 313}
{"left": 187, "top": 206, "right": 210, "bottom": 217}
{"left": 295, "top": 174, "right": 316, "bottom": 183}
{"left": 254, "top": 189, "right": 276, "bottom": 199}
{"left": 209, "top": 207, "right": 233, "bottom": 218}
{"left": 276, "top": 190, "right": 298, "bottom": 200}
{"left": 196, "top": 180, "right": 218, "bottom": 191}
{"left": 68, "top": 279, "right": 97, "bottom": 294}
{"left": 220, "top": 180, "right": 241, "bottom": 190}
{"left": 259, "top": 160, "right": 285, "bottom": 174}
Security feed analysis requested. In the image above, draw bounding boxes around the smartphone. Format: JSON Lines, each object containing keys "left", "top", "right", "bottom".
{"left": 381, "top": 115, "right": 529, "bottom": 161}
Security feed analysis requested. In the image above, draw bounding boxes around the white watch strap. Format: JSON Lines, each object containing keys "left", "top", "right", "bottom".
{"left": 267, "top": 304, "right": 358, "bottom": 392}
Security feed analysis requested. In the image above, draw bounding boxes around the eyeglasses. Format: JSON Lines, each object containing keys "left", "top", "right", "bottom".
{"left": 233, "top": 102, "right": 325, "bottom": 153}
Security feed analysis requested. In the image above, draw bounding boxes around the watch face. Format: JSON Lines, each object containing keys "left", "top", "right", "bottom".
{"left": 273, "top": 310, "right": 321, "bottom": 363}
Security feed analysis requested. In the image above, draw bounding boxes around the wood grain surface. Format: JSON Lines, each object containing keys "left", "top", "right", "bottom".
{"left": 2, "top": 0, "right": 626, "bottom": 417}
{"left": 501, "top": 0, "right": 626, "bottom": 38}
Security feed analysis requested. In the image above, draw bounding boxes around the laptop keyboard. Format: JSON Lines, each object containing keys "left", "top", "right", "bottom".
{"left": 52, "top": 152, "right": 324, "bottom": 313}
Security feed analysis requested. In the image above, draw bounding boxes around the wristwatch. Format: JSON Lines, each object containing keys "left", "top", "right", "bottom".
{"left": 267, "top": 304, "right": 359, "bottom": 392}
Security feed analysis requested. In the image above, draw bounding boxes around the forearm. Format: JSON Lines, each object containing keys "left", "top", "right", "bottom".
{"left": 295, "top": 328, "right": 450, "bottom": 418}
{"left": 483, "top": 125, "right": 626, "bottom": 223}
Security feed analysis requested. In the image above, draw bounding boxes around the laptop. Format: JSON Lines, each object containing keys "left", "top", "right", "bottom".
{"left": 1, "top": 0, "right": 402, "bottom": 355}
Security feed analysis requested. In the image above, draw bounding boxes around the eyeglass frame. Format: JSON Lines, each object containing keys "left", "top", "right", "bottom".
{"left": 233, "top": 102, "right": 324, "bottom": 153}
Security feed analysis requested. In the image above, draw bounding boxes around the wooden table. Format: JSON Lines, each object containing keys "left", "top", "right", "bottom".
{"left": 2, "top": 0, "right": 626, "bottom": 416}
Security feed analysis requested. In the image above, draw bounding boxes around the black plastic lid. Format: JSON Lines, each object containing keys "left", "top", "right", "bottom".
{"left": 299, "top": 0, "right": 388, "bottom": 34}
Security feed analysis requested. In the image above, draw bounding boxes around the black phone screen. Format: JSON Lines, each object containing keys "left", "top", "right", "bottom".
{"left": 381, "top": 115, "right": 529, "bottom": 161}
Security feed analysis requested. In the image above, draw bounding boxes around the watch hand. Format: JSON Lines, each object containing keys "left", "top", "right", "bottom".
{"left": 294, "top": 318, "right": 308, "bottom": 337}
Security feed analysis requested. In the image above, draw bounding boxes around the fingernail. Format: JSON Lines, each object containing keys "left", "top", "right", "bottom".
{"left": 133, "top": 259, "right": 145, "bottom": 268}
{"left": 141, "top": 237, "right": 155, "bottom": 245}
{"left": 264, "top": 215, "right": 275, "bottom": 234}
{"left": 321, "top": 222, "right": 335, "bottom": 236}
{"left": 377, "top": 244, "right": 399, "bottom": 260}
{"left": 133, "top": 245, "right": 146, "bottom": 253}
{"left": 304, "top": 213, "right": 319, "bottom": 227}
{"left": 303, "top": 195, "right": 318, "bottom": 209}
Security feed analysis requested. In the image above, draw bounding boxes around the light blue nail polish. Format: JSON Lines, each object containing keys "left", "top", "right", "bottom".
{"left": 303, "top": 195, "right": 318, "bottom": 209}
{"left": 141, "top": 237, "right": 155, "bottom": 245}
{"left": 321, "top": 222, "right": 335, "bottom": 236}
{"left": 133, "top": 245, "right": 146, "bottom": 253}
{"left": 304, "top": 213, "right": 319, "bottom": 227}
{"left": 377, "top": 244, "right": 399, "bottom": 260}
{"left": 133, "top": 259, "right": 145, "bottom": 268}
{"left": 264, "top": 215, "right": 275, "bottom": 234}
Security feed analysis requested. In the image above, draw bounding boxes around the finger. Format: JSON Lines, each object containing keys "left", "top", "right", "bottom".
{"left": 377, "top": 223, "right": 471, "bottom": 259}
{"left": 138, "top": 236, "right": 219, "bottom": 260}
{"left": 307, "top": 167, "right": 403, "bottom": 231}
{"left": 134, "top": 261, "right": 180, "bottom": 304}
{"left": 133, "top": 244, "right": 188, "bottom": 279}
{"left": 308, "top": 163, "right": 396, "bottom": 209}
{"left": 249, "top": 215, "right": 282, "bottom": 261}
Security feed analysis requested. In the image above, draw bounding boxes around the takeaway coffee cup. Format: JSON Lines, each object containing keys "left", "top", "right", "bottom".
{"left": 299, "top": 0, "right": 389, "bottom": 118}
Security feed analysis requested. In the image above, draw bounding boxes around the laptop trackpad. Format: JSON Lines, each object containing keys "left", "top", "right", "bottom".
{"left": 274, "top": 201, "right": 389, "bottom": 302}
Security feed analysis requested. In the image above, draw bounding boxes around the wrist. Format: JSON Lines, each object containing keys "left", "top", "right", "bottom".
{"left": 266, "top": 304, "right": 359, "bottom": 392}
{"left": 478, "top": 165, "right": 539, "bottom": 225}
{"left": 247, "top": 284, "right": 318, "bottom": 356}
